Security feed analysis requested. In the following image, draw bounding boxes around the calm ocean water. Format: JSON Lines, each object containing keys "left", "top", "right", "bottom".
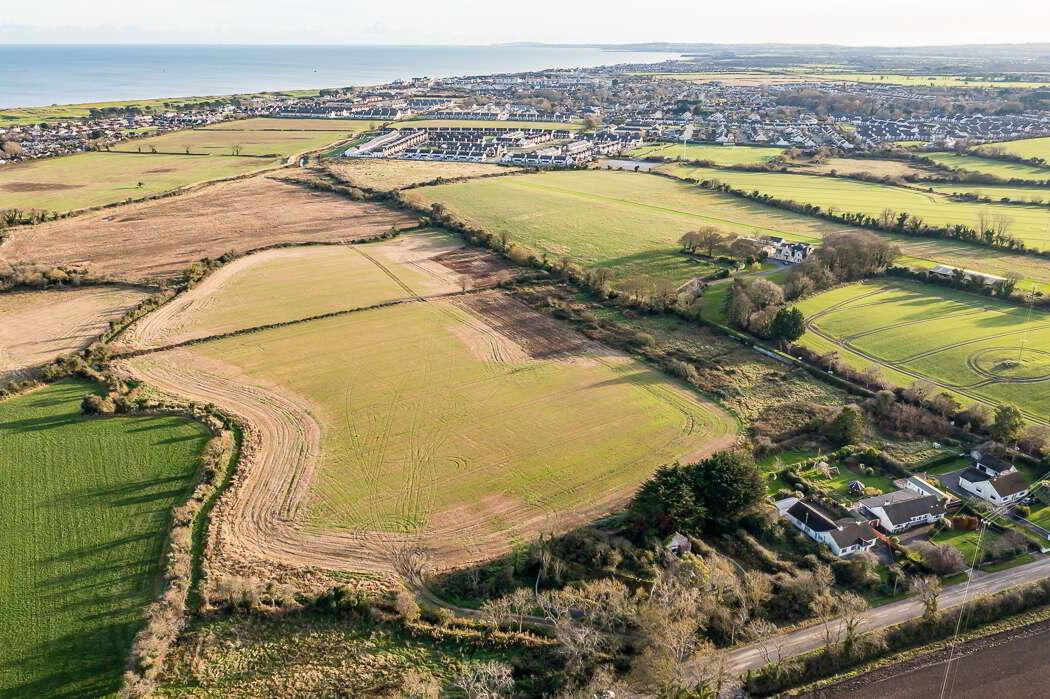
{"left": 0, "top": 45, "right": 678, "bottom": 109}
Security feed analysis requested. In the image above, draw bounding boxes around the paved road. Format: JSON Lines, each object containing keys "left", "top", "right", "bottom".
{"left": 709, "top": 554, "right": 1050, "bottom": 678}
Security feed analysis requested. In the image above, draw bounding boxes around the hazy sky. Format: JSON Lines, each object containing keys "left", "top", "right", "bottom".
{"left": 3, "top": 0, "right": 1050, "bottom": 46}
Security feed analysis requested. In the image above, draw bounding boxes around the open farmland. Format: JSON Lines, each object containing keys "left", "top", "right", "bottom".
{"left": 404, "top": 169, "right": 1050, "bottom": 293}
{"left": 1, "top": 175, "right": 414, "bottom": 282}
{"left": 205, "top": 117, "right": 381, "bottom": 132}
{"left": 642, "top": 71, "right": 1050, "bottom": 88}
{"left": 122, "top": 231, "right": 488, "bottom": 348}
{"left": 0, "top": 380, "right": 210, "bottom": 696}
{"left": 795, "top": 279, "right": 1050, "bottom": 420}
{"left": 123, "top": 238, "right": 733, "bottom": 572}
{"left": 403, "top": 169, "right": 868, "bottom": 291}
{"left": 658, "top": 163, "right": 1050, "bottom": 251}
{"left": 787, "top": 157, "right": 935, "bottom": 179}
{"left": 628, "top": 142, "right": 786, "bottom": 165}
{"left": 929, "top": 182, "right": 1050, "bottom": 203}
{"left": 925, "top": 152, "right": 1050, "bottom": 181}
{"left": 327, "top": 158, "right": 519, "bottom": 191}
{"left": 0, "top": 286, "right": 148, "bottom": 382}
{"left": 980, "top": 137, "right": 1050, "bottom": 163}
{"left": 0, "top": 151, "right": 278, "bottom": 212}
{"left": 110, "top": 118, "right": 365, "bottom": 157}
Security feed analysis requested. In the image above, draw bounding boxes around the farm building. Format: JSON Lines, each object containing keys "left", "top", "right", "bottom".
{"left": 775, "top": 497, "right": 878, "bottom": 557}
{"left": 928, "top": 264, "right": 1006, "bottom": 286}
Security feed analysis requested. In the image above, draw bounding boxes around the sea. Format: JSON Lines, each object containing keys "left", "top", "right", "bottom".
{"left": 0, "top": 44, "right": 680, "bottom": 109}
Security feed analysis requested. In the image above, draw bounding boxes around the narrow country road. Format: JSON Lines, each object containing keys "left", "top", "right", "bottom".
{"left": 709, "top": 554, "right": 1050, "bottom": 678}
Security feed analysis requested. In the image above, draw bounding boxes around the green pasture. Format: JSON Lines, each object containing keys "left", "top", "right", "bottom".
{"left": 925, "top": 152, "right": 1050, "bottom": 181}
{"left": 929, "top": 182, "right": 1050, "bottom": 203}
{"left": 795, "top": 279, "right": 1050, "bottom": 420}
{"left": 111, "top": 119, "right": 357, "bottom": 157}
{"left": 629, "top": 143, "right": 786, "bottom": 166}
{"left": 657, "top": 163, "right": 1050, "bottom": 251}
{"left": 0, "top": 151, "right": 279, "bottom": 212}
{"left": 980, "top": 137, "right": 1050, "bottom": 163}
{"left": 0, "top": 380, "right": 209, "bottom": 696}
{"left": 189, "top": 299, "right": 734, "bottom": 538}
{"left": 404, "top": 170, "right": 853, "bottom": 291}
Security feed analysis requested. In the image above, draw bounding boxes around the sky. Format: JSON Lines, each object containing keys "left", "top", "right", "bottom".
{"left": 3, "top": 0, "right": 1050, "bottom": 46}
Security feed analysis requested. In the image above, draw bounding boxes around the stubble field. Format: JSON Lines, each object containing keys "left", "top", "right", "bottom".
{"left": 1, "top": 175, "right": 414, "bottom": 282}
{"left": 327, "top": 158, "right": 519, "bottom": 191}
{"left": 628, "top": 143, "right": 787, "bottom": 165}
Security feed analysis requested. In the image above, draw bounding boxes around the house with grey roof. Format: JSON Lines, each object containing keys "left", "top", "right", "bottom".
{"left": 856, "top": 489, "right": 946, "bottom": 533}
{"left": 957, "top": 448, "right": 1029, "bottom": 505}
{"left": 775, "top": 497, "right": 878, "bottom": 557}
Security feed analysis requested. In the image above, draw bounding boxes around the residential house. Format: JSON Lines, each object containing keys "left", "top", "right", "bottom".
{"left": 957, "top": 449, "right": 1029, "bottom": 504}
{"left": 857, "top": 490, "right": 946, "bottom": 533}
{"left": 775, "top": 497, "right": 878, "bottom": 557}
{"left": 770, "top": 241, "right": 813, "bottom": 264}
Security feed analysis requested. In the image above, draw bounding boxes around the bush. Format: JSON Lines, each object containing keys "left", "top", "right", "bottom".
{"left": 394, "top": 589, "right": 421, "bottom": 623}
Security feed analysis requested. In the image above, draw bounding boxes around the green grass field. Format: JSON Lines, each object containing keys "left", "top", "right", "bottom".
{"left": 795, "top": 279, "right": 1050, "bottom": 420}
{"left": 0, "top": 380, "right": 210, "bottom": 696}
{"left": 0, "top": 151, "right": 280, "bottom": 212}
{"left": 925, "top": 152, "right": 1050, "bottom": 181}
{"left": 980, "top": 137, "right": 1050, "bottom": 163}
{"left": 628, "top": 143, "right": 786, "bottom": 165}
{"left": 192, "top": 297, "right": 734, "bottom": 538}
{"left": 392, "top": 119, "right": 581, "bottom": 130}
{"left": 929, "top": 182, "right": 1050, "bottom": 203}
{"left": 110, "top": 118, "right": 361, "bottom": 157}
{"left": 206, "top": 117, "right": 382, "bottom": 132}
{"left": 658, "top": 163, "right": 1050, "bottom": 251}
{"left": 404, "top": 170, "right": 859, "bottom": 291}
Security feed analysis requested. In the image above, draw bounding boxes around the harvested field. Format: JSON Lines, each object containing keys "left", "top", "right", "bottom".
{"left": 327, "top": 158, "right": 519, "bottom": 191}
{"left": 206, "top": 117, "right": 382, "bottom": 131}
{"left": 0, "top": 380, "right": 210, "bottom": 696}
{"left": 1, "top": 175, "right": 414, "bottom": 282}
{"left": 785, "top": 157, "right": 935, "bottom": 179}
{"left": 0, "top": 285, "right": 148, "bottom": 382}
{"left": 124, "top": 288, "right": 734, "bottom": 574}
{"left": 120, "top": 230, "right": 489, "bottom": 349}
{"left": 795, "top": 279, "right": 1050, "bottom": 420}
{"left": 392, "top": 119, "right": 582, "bottom": 130}
{"left": 0, "top": 151, "right": 279, "bottom": 212}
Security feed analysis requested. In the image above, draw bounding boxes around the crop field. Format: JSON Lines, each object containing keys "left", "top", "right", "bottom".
{"left": 327, "top": 158, "right": 519, "bottom": 191}
{"left": 0, "top": 380, "right": 210, "bottom": 696}
{"left": 629, "top": 142, "right": 786, "bottom": 165}
{"left": 392, "top": 118, "right": 582, "bottom": 130}
{"left": 980, "top": 137, "right": 1050, "bottom": 163}
{"left": 110, "top": 120, "right": 359, "bottom": 157}
{"left": 403, "top": 170, "right": 870, "bottom": 290}
{"left": 795, "top": 280, "right": 1050, "bottom": 420}
{"left": 0, "top": 151, "right": 278, "bottom": 212}
{"left": 191, "top": 296, "right": 733, "bottom": 541}
{"left": 0, "top": 286, "right": 148, "bottom": 382}
{"left": 924, "top": 152, "right": 1050, "bottom": 181}
{"left": 1, "top": 175, "right": 414, "bottom": 281}
{"left": 123, "top": 232, "right": 478, "bottom": 348}
{"left": 658, "top": 163, "right": 1050, "bottom": 251}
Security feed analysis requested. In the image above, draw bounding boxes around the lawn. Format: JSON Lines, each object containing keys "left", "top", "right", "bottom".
{"left": 629, "top": 143, "right": 786, "bottom": 166}
{"left": 795, "top": 279, "right": 1050, "bottom": 420}
{"left": 979, "top": 137, "right": 1050, "bottom": 163}
{"left": 111, "top": 119, "right": 359, "bottom": 157}
{"left": 391, "top": 118, "right": 581, "bottom": 130}
{"left": 191, "top": 297, "right": 735, "bottom": 540}
{"left": 0, "top": 151, "right": 279, "bottom": 212}
{"left": 925, "top": 152, "right": 1050, "bottom": 181}
{"left": 0, "top": 380, "right": 210, "bottom": 696}
{"left": 327, "top": 158, "right": 519, "bottom": 191}
{"left": 656, "top": 163, "right": 1050, "bottom": 251}
{"left": 931, "top": 527, "right": 993, "bottom": 563}
{"left": 404, "top": 170, "right": 857, "bottom": 291}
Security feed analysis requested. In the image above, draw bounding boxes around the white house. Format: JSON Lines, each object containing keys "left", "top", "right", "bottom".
{"left": 776, "top": 497, "right": 878, "bottom": 557}
{"left": 857, "top": 490, "right": 946, "bottom": 533}
{"left": 769, "top": 241, "right": 813, "bottom": 264}
{"left": 957, "top": 450, "right": 1028, "bottom": 504}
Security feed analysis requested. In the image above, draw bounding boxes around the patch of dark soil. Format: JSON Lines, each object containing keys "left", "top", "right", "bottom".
{"left": 1, "top": 181, "right": 82, "bottom": 192}
{"left": 432, "top": 248, "right": 518, "bottom": 288}
{"left": 456, "top": 292, "right": 593, "bottom": 360}
{"left": 143, "top": 168, "right": 176, "bottom": 174}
